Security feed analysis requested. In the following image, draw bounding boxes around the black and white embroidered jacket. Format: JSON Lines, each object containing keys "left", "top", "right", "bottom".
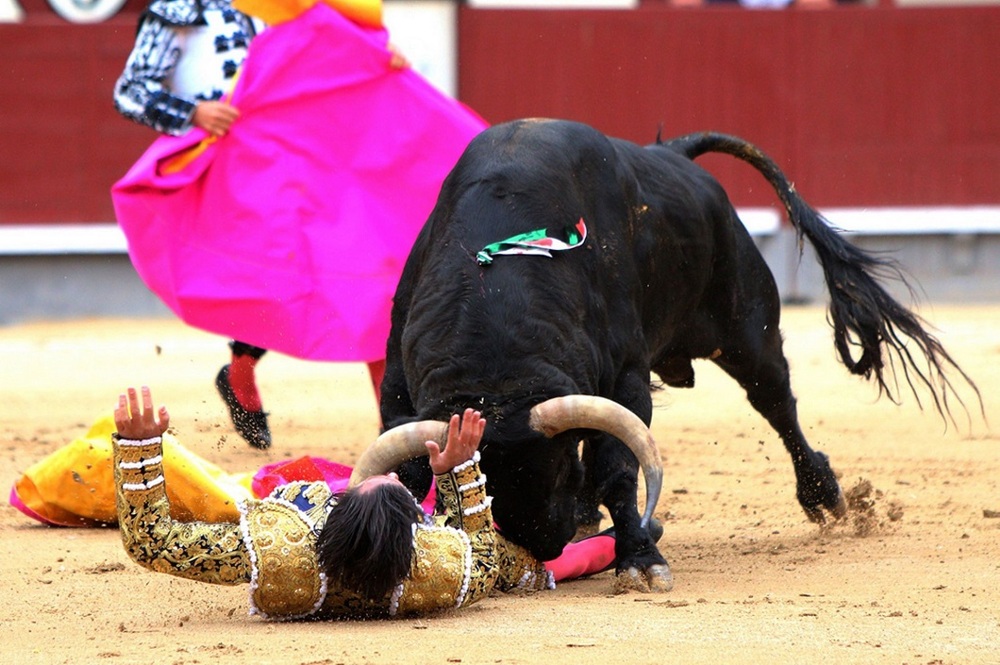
{"left": 113, "top": 0, "right": 260, "bottom": 135}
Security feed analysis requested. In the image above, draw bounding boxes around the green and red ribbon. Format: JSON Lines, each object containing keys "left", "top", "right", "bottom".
{"left": 476, "top": 218, "right": 588, "bottom": 266}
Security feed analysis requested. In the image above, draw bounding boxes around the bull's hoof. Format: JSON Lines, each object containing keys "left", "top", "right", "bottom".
{"left": 613, "top": 564, "right": 673, "bottom": 594}
{"left": 797, "top": 450, "right": 847, "bottom": 524}
{"left": 803, "top": 490, "right": 848, "bottom": 524}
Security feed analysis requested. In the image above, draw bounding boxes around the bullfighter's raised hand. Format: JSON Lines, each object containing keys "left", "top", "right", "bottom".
{"left": 113, "top": 386, "right": 169, "bottom": 441}
{"left": 426, "top": 408, "right": 486, "bottom": 475}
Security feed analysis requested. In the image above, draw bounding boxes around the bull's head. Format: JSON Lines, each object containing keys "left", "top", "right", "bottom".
{"left": 349, "top": 396, "right": 662, "bottom": 556}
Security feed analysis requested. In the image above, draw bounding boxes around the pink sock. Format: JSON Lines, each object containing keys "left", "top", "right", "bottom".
{"left": 544, "top": 535, "right": 616, "bottom": 582}
{"left": 229, "top": 354, "right": 262, "bottom": 411}
{"left": 367, "top": 359, "right": 386, "bottom": 403}
{"left": 367, "top": 359, "right": 386, "bottom": 429}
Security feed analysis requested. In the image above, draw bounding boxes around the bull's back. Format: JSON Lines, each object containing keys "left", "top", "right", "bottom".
{"left": 609, "top": 138, "right": 774, "bottom": 357}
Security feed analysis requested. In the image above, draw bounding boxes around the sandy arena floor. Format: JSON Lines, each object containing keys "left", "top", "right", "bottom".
{"left": 1, "top": 304, "right": 997, "bottom": 664}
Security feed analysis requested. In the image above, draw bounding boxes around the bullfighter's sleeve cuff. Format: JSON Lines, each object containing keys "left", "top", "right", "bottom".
{"left": 114, "top": 433, "right": 168, "bottom": 497}
{"left": 434, "top": 452, "right": 493, "bottom": 534}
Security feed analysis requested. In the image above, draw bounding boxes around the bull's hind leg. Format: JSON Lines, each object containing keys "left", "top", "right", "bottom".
{"left": 715, "top": 337, "right": 847, "bottom": 524}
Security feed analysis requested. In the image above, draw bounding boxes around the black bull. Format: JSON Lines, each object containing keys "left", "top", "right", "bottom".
{"left": 378, "top": 118, "right": 978, "bottom": 591}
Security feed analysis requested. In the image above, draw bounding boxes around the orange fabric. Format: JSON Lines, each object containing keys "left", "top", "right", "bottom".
{"left": 159, "top": 135, "right": 218, "bottom": 176}
{"left": 233, "top": 0, "right": 381, "bottom": 28}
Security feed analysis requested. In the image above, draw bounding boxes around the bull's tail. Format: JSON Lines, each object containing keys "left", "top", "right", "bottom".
{"left": 662, "top": 131, "right": 982, "bottom": 425}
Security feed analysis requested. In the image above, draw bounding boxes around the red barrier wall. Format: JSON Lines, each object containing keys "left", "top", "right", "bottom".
{"left": 458, "top": 5, "right": 1000, "bottom": 209}
{"left": 0, "top": 0, "right": 149, "bottom": 225}
{"left": 0, "top": 3, "right": 996, "bottom": 226}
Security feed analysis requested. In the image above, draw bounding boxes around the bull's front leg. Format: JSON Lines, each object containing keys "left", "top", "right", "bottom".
{"left": 591, "top": 432, "right": 673, "bottom": 593}
{"left": 575, "top": 440, "right": 605, "bottom": 539}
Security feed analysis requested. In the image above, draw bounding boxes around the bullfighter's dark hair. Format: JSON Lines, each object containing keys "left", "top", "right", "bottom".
{"left": 317, "top": 481, "right": 423, "bottom": 602}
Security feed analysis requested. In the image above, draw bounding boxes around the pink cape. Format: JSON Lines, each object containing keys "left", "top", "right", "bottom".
{"left": 252, "top": 456, "right": 436, "bottom": 514}
{"left": 112, "top": 4, "right": 487, "bottom": 361}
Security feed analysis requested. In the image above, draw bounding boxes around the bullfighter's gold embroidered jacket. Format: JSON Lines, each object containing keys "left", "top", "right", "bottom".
{"left": 112, "top": 434, "right": 552, "bottom": 619}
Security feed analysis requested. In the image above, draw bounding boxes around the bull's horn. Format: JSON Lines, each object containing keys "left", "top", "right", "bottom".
{"left": 347, "top": 420, "right": 450, "bottom": 488}
{"left": 528, "top": 395, "right": 663, "bottom": 528}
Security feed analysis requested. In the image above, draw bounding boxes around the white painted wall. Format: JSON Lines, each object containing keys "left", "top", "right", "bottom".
{"left": 383, "top": 0, "right": 459, "bottom": 98}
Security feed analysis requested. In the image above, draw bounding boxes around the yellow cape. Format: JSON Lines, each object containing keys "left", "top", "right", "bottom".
{"left": 12, "top": 415, "right": 254, "bottom": 526}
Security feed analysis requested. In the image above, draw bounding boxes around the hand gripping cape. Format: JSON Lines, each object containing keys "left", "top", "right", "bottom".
{"left": 111, "top": 2, "right": 487, "bottom": 361}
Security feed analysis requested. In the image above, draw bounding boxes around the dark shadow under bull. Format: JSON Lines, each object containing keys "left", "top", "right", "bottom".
{"left": 376, "top": 119, "right": 981, "bottom": 592}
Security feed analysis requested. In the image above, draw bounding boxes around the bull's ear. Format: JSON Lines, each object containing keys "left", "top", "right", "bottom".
{"left": 348, "top": 421, "right": 449, "bottom": 488}
{"left": 528, "top": 395, "right": 663, "bottom": 528}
